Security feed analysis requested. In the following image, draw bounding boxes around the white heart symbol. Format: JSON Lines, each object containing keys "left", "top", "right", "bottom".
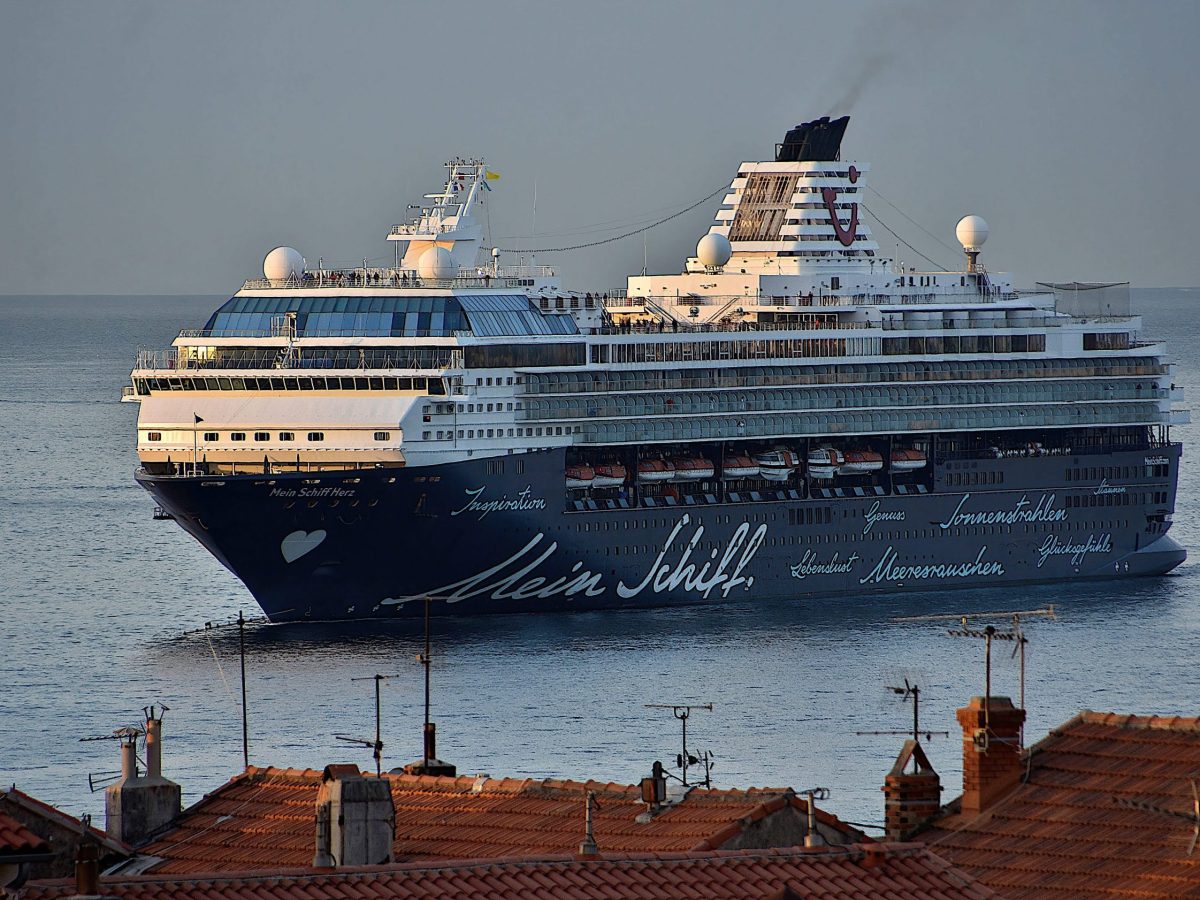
{"left": 281, "top": 529, "right": 327, "bottom": 563}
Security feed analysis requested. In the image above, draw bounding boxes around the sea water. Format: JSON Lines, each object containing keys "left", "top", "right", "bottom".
{"left": 1, "top": 290, "right": 1197, "bottom": 830}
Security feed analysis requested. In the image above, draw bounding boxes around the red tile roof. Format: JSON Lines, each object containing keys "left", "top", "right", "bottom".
{"left": 0, "top": 810, "right": 50, "bottom": 857}
{"left": 22, "top": 843, "right": 997, "bottom": 899}
{"left": 923, "top": 711, "right": 1200, "bottom": 898}
{"left": 1, "top": 786, "right": 129, "bottom": 857}
{"left": 137, "top": 766, "right": 865, "bottom": 874}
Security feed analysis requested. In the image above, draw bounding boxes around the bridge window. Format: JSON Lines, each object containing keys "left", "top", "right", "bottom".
{"left": 307, "top": 432, "right": 324, "bottom": 442}
{"left": 374, "top": 431, "right": 391, "bottom": 441}
{"left": 254, "top": 432, "right": 270, "bottom": 441}
{"left": 279, "top": 432, "right": 295, "bottom": 441}
{"left": 147, "top": 432, "right": 162, "bottom": 441}
{"left": 230, "top": 432, "right": 246, "bottom": 441}
{"left": 203, "top": 432, "right": 218, "bottom": 441}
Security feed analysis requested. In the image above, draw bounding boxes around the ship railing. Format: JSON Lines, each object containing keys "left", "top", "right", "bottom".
{"left": 241, "top": 263, "right": 556, "bottom": 291}
{"left": 597, "top": 319, "right": 873, "bottom": 336}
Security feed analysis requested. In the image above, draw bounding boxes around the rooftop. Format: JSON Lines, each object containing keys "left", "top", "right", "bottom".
{"left": 24, "top": 843, "right": 996, "bottom": 900}
{"left": 133, "top": 766, "right": 865, "bottom": 875}
{"left": 0, "top": 810, "right": 50, "bottom": 859}
{"left": 922, "top": 711, "right": 1200, "bottom": 898}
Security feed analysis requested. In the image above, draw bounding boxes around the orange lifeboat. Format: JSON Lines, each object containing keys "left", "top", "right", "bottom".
{"left": 637, "top": 458, "right": 675, "bottom": 483}
{"left": 890, "top": 448, "right": 928, "bottom": 471}
{"left": 592, "top": 462, "right": 628, "bottom": 488}
{"left": 565, "top": 463, "right": 595, "bottom": 490}
{"left": 669, "top": 455, "right": 715, "bottom": 481}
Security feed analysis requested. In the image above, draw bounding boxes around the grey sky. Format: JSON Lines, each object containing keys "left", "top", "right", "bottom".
{"left": 2, "top": 0, "right": 1198, "bottom": 294}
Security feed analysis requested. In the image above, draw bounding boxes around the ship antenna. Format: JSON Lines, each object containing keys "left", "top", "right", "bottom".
{"left": 892, "top": 607, "right": 1056, "bottom": 748}
{"left": 336, "top": 673, "right": 402, "bottom": 776}
{"left": 644, "top": 703, "right": 715, "bottom": 788}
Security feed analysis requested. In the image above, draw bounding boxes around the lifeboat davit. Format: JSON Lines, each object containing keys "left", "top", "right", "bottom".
{"left": 669, "top": 455, "right": 715, "bottom": 481}
{"left": 754, "top": 448, "right": 799, "bottom": 482}
{"left": 721, "top": 455, "right": 760, "bottom": 479}
{"left": 565, "top": 463, "right": 595, "bottom": 490}
{"left": 638, "top": 459, "right": 675, "bottom": 483}
{"left": 890, "top": 448, "right": 928, "bottom": 471}
{"left": 840, "top": 450, "right": 884, "bottom": 475}
{"left": 592, "top": 462, "right": 628, "bottom": 488}
{"left": 806, "top": 447, "right": 843, "bottom": 480}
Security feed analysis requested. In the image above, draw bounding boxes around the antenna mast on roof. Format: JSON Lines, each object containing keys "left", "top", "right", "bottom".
{"left": 645, "top": 703, "right": 714, "bottom": 788}
{"left": 336, "top": 673, "right": 401, "bottom": 776}
{"left": 80, "top": 724, "right": 145, "bottom": 793}
{"left": 855, "top": 680, "right": 949, "bottom": 765}
{"left": 893, "top": 607, "right": 1056, "bottom": 747}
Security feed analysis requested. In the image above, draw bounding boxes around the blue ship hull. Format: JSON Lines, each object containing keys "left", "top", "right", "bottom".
{"left": 137, "top": 443, "right": 1185, "bottom": 623}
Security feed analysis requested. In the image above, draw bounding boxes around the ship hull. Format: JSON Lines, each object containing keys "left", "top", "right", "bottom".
{"left": 138, "top": 445, "right": 1185, "bottom": 623}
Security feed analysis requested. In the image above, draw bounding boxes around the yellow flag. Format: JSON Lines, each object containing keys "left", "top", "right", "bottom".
{"left": 486, "top": 171, "right": 501, "bottom": 181}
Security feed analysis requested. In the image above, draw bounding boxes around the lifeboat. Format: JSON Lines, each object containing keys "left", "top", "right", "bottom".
{"left": 754, "top": 448, "right": 799, "bottom": 482}
{"left": 592, "top": 461, "right": 628, "bottom": 488}
{"left": 721, "top": 455, "right": 760, "bottom": 479}
{"left": 637, "top": 458, "right": 676, "bottom": 483}
{"left": 890, "top": 448, "right": 928, "bottom": 471}
{"left": 670, "top": 455, "right": 716, "bottom": 481}
{"left": 806, "top": 447, "right": 843, "bottom": 480}
{"left": 565, "top": 463, "right": 595, "bottom": 490}
{"left": 840, "top": 450, "right": 884, "bottom": 475}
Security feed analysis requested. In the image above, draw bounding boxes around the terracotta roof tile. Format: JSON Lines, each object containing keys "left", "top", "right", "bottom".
{"left": 23, "top": 843, "right": 995, "bottom": 899}
{"left": 135, "top": 767, "right": 864, "bottom": 875}
{"left": 923, "top": 710, "right": 1200, "bottom": 898}
{"left": 0, "top": 810, "right": 51, "bottom": 857}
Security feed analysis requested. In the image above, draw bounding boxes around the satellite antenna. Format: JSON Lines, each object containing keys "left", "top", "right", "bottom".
{"left": 855, "top": 679, "right": 950, "bottom": 753}
{"left": 894, "top": 606, "right": 1056, "bottom": 747}
{"left": 645, "top": 703, "right": 714, "bottom": 788}
{"left": 335, "top": 673, "right": 402, "bottom": 776}
{"left": 1113, "top": 780, "right": 1200, "bottom": 856}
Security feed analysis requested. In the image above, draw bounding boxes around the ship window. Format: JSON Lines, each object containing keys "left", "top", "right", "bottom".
{"left": 298, "top": 378, "right": 313, "bottom": 391}
{"left": 370, "top": 377, "right": 383, "bottom": 390}
{"left": 374, "top": 431, "right": 390, "bottom": 441}
{"left": 279, "top": 432, "right": 295, "bottom": 441}
{"left": 147, "top": 432, "right": 162, "bottom": 441}
{"left": 230, "top": 432, "right": 247, "bottom": 441}
{"left": 254, "top": 432, "right": 270, "bottom": 442}
{"left": 270, "top": 378, "right": 285, "bottom": 390}
{"left": 307, "top": 432, "right": 324, "bottom": 442}
{"left": 203, "top": 432, "right": 218, "bottom": 441}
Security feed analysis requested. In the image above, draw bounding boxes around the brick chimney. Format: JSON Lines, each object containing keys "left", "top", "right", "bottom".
{"left": 882, "top": 739, "right": 941, "bottom": 840}
{"left": 105, "top": 707, "right": 182, "bottom": 846}
{"left": 956, "top": 695, "right": 1026, "bottom": 817}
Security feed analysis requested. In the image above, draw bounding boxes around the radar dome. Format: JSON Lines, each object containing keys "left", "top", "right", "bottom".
{"left": 955, "top": 215, "right": 989, "bottom": 252}
{"left": 696, "top": 232, "right": 732, "bottom": 269}
{"left": 263, "top": 246, "right": 304, "bottom": 282}
{"left": 418, "top": 246, "right": 456, "bottom": 280}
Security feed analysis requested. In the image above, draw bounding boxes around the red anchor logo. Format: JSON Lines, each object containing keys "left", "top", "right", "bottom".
{"left": 821, "top": 165, "right": 859, "bottom": 247}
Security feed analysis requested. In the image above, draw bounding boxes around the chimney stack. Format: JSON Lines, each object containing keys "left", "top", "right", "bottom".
{"left": 313, "top": 765, "right": 395, "bottom": 868}
{"left": 105, "top": 706, "right": 182, "bottom": 846}
{"left": 956, "top": 696, "right": 1026, "bottom": 817}
{"left": 73, "top": 839, "right": 100, "bottom": 897}
{"left": 882, "top": 740, "right": 941, "bottom": 840}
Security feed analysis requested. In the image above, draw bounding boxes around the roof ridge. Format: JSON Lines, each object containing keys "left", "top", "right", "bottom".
{"left": 1077, "top": 710, "right": 1200, "bottom": 731}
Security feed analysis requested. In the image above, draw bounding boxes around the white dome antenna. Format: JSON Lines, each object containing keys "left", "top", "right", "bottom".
{"left": 418, "top": 246, "right": 456, "bottom": 281}
{"left": 955, "top": 215, "right": 989, "bottom": 273}
{"left": 696, "top": 233, "right": 732, "bottom": 271}
{"left": 263, "top": 246, "right": 305, "bottom": 284}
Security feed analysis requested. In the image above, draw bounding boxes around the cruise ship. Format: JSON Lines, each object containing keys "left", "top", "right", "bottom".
{"left": 128, "top": 117, "right": 1187, "bottom": 622}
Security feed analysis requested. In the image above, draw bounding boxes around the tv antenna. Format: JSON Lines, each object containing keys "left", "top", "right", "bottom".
{"left": 855, "top": 680, "right": 949, "bottom": 752}
{"left": 894, "top": 606, "right": 1056, "bottom": 746}
{"left": 336, "top": 673, "right": 402, "bottom": 776}
{"left": 1113, "top": 779, "right": 1200, "bottom": 856}
{"left": 80, "top": 724, "right": 145, "bottom": 793}
{"left": 645, "top": 703, "right": 714, "bottom": 788}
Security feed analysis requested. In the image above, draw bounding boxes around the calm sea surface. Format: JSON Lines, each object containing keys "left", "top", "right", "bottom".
{"left": 1, "top": 290, "right": 1198, "bottom": 831}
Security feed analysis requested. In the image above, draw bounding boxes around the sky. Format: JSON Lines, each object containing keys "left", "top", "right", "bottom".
{"left": 1, "top": 0, "right": 1198, "bottom": 294}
